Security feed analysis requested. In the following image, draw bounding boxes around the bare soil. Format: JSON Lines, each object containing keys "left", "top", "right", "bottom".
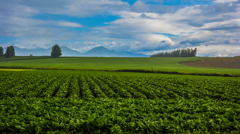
{"left": 180, "top": 57, "right": 240, "bottom": 69}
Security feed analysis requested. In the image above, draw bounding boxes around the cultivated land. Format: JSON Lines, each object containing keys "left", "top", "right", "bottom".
{"left": 181, "top": 57, "right": 240, "bottom": 69}
{"left": 0, "top": 56, "right": 240, "bottom": 76}
{"left": 0, "top": 57, "right": 240, "bottom": 133}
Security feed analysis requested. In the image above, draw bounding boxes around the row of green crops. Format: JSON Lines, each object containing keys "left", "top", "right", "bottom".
{"left": 0, "top": 70, "right": 240, "bottom": 133}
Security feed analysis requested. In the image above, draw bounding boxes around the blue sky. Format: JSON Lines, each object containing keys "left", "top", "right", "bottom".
{"left": 0, "top": 0, "right": 239, "bottom": 56}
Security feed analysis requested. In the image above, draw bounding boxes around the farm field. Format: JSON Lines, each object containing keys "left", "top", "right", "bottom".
{"left": 2, "top": 0, "right": 240, "bottom": 133}
{"left": 0, "top": 56, "right": 240, "bottom": 76}
{"left": 182, "top": 57, "right": 240, "bottom": 69}
{"left": 0, "top": 70, "right": 240, "bottom": 133}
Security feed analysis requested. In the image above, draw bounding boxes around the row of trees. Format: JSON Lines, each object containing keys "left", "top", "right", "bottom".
{"left": 0, "top": 46, "right": 15, "bottom": 58}
{"left": 151, "top": 48, "right": 197, "bottom": 57}
{"left": 0, "top": 44, "right": 62, "bottom": 58}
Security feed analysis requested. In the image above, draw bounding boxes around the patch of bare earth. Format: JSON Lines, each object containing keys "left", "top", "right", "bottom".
{"left": 180, "top": 57, "right": 240, "bottom": 69}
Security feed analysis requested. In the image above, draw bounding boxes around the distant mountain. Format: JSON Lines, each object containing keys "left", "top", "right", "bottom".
{"left": 60, "top": 46, "right": 82, "bottom": 56}
{"left": 13, "top": 45, "right": 147, "bottom": 57}
{"left": 14, "top": 46, "right": 51, "bottom": 56}
{"left": 14, "top": 46, "right": 82, "bottom": 56}
{"left": 84, "top": 46, "right": 146, "bottom": 57}
{"left": 84, "top": 46, "right": 118, "bottom": 57}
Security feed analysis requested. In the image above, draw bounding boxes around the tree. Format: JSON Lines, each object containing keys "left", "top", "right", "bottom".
{"left": 51, "top": 44, "right": 62, "bottom": 58}
{"left": 5, "top": 46, "right": 15, "bottom": 58}
{"left": 150, "top": 48, "right": 197, "bottom": 57}
{"left": 0, "top": 46, "right": 3, "bottom": 56}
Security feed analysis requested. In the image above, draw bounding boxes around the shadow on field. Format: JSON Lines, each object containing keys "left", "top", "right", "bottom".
{"left": 116, "top": 69, "right": 239, "bottom": 77}
{"left": 0, "top": 66, "right": 239, "bottom": 77}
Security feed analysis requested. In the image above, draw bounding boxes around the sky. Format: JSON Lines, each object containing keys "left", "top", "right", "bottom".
{"left": 0, "top": 0, "right": 239, "bottom": 57}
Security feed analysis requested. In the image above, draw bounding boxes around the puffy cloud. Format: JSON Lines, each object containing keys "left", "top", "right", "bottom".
{"left": 93, "top": 0, "right": 239, "bottom": 55}
{"left": 98, "top": 9, "right": 198, "bottom": 37}
{"left": 196, "top": 44, "right": 240, "bottom": 57}
{"left": 136, "top": 34, "right": 173, "bottom": 44}
{"left": 1, "top": 0, "right": 240, "bottom": 56}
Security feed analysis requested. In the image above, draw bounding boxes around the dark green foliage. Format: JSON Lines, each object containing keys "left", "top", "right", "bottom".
{"left": 151, "top": 48, "right": 197, "bottom": 57}
{"left": 51, "top": 44, "right": 62, "bottom": 58}
{"left": 4, "top": 46, "right": 15, "bottom": 58}
{"left": 0, "top": 46, "right": 3, "bottom": 56}
{"left": 0, "top": 70, "right": 240, "bottom": 133}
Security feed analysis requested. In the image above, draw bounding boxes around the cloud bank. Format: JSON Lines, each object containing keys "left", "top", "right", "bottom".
{"left": 0, "top": 0, "right": 239, "bottom": 56}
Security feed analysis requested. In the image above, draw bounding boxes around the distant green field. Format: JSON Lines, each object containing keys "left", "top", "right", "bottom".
{"left": 0, "top": 56, "right": 239, "bottom": 75}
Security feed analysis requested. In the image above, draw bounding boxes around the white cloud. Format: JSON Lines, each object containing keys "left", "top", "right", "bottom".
{"left": 102, "top": 9, "right": 198, "bottom": 35}
{"left": 196, "top": 44, "right": 240, "bottom": 57}
{"left": 1, "top": 0, "right": 240, "bottom": 57}
{"left": 56, "top": 21, "right": 83, "bottom": 28}
{"left": 131, "top": 1, "right": 149, "bottom": 12}
{"left": 20, "top": 0, "right": 129, "bottom": 17}
{"left": 0, "top": 0, "right": 39, "bottom": 17}
{"left": 201, "top": 18, "right": 240, "bottom": 30}
{"left": 214, "top": 0, "right": 238, "bottom": 3}
{"left": 92, "top": 2, "right": 240, "bottom": 55}
{"left": 136, "top": 34, "right": 173, "bottom": 44}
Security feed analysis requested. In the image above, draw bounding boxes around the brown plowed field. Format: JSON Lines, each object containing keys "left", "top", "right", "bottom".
{"left": 181, "top": 57, "right": 240, "bottom": 69}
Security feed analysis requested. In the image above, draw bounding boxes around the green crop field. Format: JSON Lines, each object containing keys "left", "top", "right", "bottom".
{"left": 0, "top": 57, "right": 240, "bottom": 133}
{"left": 0, "top": 56, "right": 240, "bottom": 75}
{"left": 1, "top": 70, "right": 240, "bottom": 133}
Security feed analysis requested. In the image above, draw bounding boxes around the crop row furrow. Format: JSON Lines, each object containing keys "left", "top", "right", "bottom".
{"left": 4, "top": 75, "right": 42, "bottom": 98}
{"left": 55, "top": 75, "right": 72, "bottom": 98}
{"left": 90, "top": 75, "right": 117, "bottom": 98}
{"left": 85, "top": 75, "right": 107, "bottom": 98}
{"left": 120, "top": 77, "right": 158, "bottom": 99}
{"left": 101, "top": 76, "right": 147, "bottom": 99}
{"left": 29, "top": 76, "right": 59, "bottom": 97}
{"left": 97, "top": 76, "right": 132, "bottom": 98}
{"left": 67, "top": 75, "right": 80, "bottom": 99}
{"left": 78, "top": 75, "right": 94, "bottom": 99}
{"left": 38, "top": 74, "right": 66, "bottom": 98}
{"left": 0, "top": 73, "right": 36, "bottom": 98}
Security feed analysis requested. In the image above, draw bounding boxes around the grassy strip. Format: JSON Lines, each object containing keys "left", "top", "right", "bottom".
{"left": 0, "top": 56, "right": 51, "bottom": 62}
{"left": 0, "top": 66, "right": 239, "bottom": 77}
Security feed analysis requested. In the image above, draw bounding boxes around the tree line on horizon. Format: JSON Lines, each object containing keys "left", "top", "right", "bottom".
{"left": 0, "top": 46, "right": 15, "bottom": 58}
{"left": 0, "top": 44, "right": 62, "bottom": 58}
{"left": 150, "top": 48, "right": 197, "bottom": 57}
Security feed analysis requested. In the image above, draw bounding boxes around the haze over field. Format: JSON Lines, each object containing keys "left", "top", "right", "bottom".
{"left": 0, "top": 0, "right": 240, "bottom": 57}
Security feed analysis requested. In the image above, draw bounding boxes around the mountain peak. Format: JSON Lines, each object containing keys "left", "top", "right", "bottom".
{"left": 91, "top": 46, "right": 108, "bottom": 50}
{"left": 84, "top": 46, "right": 147, "bottom": 57}
{"left": 86, "top": 46, "right": 113, "bottom": 56}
